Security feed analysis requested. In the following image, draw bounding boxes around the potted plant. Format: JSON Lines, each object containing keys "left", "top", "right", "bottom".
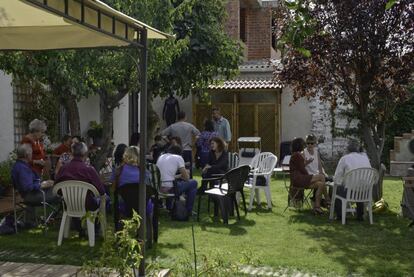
{"left": 87, "top": 121, "right": 104, "bottom": 147}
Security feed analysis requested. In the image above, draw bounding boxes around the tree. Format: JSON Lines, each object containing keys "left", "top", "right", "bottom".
{"left": 273, "top": 0, "right": 414, "bottom": 169}
{"left": 0, "top": 0, "right": 242, "bottom": 170}
{"left": 0, "top": 51, "right": 83, "bottom": 136}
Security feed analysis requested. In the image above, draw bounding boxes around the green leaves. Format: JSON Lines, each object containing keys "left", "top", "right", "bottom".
{"left": 385, "top": 0, "right": 397, "bottom": 10}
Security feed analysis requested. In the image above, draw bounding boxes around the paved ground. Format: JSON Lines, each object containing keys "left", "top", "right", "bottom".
{"left": 0, "top": 262, "right": 82, "bottom": 277}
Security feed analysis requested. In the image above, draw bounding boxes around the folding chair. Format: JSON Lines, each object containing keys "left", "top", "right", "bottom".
{"left": 114, "top": 183, "right": 159, "bottom": 248}
{"left": 12, "top": 183, "right": 59, "bottom": 233}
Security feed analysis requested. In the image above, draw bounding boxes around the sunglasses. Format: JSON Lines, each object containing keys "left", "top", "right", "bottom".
{"left": 307, "top": 142, "right": 315, "bottom": 145}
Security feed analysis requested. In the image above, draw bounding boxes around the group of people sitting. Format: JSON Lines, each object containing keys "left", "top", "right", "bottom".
{"left": 289, "top": 135, "right": 371, "bottom": 220}
{"left": 12, "top": 119, "right": 106, "bottom": 231}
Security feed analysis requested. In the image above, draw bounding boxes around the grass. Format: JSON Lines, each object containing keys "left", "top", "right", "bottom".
{"left": 0, "top": 175, "right": 413, "bottom": 276}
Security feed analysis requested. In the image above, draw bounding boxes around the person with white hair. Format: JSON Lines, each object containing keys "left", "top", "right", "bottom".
{"left": 55, "top": 142, "right": 106, "bottom": 236}
{"left": 333, "top": 139, "right": 372, "bottom": 221}
{"left": 55, "top": 142, "right": 106, "bottom": 211}
{"left": 21, "top": 119, "right": 47, "bottom": 176}
{"left": 11, "top": 144, "right": 57, "bottom": 227}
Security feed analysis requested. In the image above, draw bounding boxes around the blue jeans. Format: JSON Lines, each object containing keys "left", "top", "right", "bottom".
{"left": 177, "top": 179, "right": 198, "bottom": 213}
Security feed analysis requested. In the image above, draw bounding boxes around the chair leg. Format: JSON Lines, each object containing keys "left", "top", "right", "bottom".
{"left": 368, "top": 201, "right": 373, "bottom": 224}
{"left": 58, "top": 212, "right": 68, "bottom": 246}
{"left": 219, "top": 197, "right": 228, "bottom": 224}
{"left": 63, "top": 216, "right": 71, "bottom": 238}
{"left": 86, "top": 218, "right": 95, "bottom": 247}
{"left": 329, "top": 195, "right": 336, "bottom": 220}
{"left": 255, "top": 189, "right": 261, "bottom": 205}
{"left": 264, "top": 187, "right": 272, "bottom": 209}
{"left": 248, "top": 187, "right": 255, "bottom": 211}
{"left": 233, "top": 196, "right": 240, "bottom": 221}
{"left": 197, "top": 194, "right": 202, "bottom": 222}
{"left": 240, "top": 191, "right": 247, "bottom": 216}
{"left": 341, "top": 200, "right": 346, "bottom": 225}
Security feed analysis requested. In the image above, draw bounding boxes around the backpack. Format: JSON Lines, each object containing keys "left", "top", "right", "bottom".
{"left": 171, "top": 198, "right": 189, "bottom": 221}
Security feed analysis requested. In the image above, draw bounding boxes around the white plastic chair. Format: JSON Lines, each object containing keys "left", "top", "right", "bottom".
{"left": 250, "top": 152, "right": 274, "bottom": 171}
{"left": 245, "top": 155, "right": 278, "bottom": 210}
{"left": 53, "top": 181, "right": 106, "bottom": 247}
{"left": 329, "top": 168, "right": 379, "bottom": 225}
{"left": 228, "top": 152, "right": 240, "bottom": 170}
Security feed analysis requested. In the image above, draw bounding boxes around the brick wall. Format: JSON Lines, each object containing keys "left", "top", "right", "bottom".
{"left": 245, "top": 8, "right": 271, "bottom": 60}
{"left": 225, "top": 0, "right": 240, "bottom": 40}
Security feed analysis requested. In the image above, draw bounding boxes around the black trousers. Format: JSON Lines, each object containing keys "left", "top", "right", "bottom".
{"left": 335, "top": 186, "right": 364, "bottom": 219}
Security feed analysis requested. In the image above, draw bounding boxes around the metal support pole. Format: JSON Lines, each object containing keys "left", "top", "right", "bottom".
{"left": 138, "top": 28, "right": 148, "bottom": 277}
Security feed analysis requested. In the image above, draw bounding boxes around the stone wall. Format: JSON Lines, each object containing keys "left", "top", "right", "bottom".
{"left": 307, "top": 96, "right": 354, "bottom": 171}
{"left": 390, "top": 131, "right": 414, "bottom": 176}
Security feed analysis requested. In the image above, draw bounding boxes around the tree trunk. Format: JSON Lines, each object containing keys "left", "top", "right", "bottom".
{"left": 361, "top": 121, "right": 381, "bottom": 170}
{"left": 66, "top": 94, "right": 81, "bottom": 136}
{"left": 92, "top": 93, "right": 114, "bottom": 171}
{"left": 147, "top": 92, "right": 160, "bottom": 148}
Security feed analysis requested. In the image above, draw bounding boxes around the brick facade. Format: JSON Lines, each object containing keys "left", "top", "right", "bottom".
{"left": 224, "top": 0, "right": 272, "bottom": 60}
{"left": 245, "top": 8, "right": 272, "bottom": 60}
{"left": 225, "top": 0, "right": 240, "bottom": 40}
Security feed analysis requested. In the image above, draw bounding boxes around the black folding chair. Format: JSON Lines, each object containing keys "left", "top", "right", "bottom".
{"left": 198, "top": 165, "right": 250, "bottom": 224}
{"left": 114, "top": 183, "right": 159, "bottom": 248}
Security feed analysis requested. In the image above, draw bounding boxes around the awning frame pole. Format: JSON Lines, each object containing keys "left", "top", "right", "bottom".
{"left": 138, "top": 28, "right": 148, "bottom": 277}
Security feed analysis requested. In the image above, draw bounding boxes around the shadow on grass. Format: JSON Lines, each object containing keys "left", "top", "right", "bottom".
{"left": 289, "top": 210, "right": 414, "bottom": 276}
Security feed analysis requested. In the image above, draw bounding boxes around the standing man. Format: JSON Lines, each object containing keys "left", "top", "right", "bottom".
{"left": 212, "top": 107, "right": 232, "bottom": 144}
{"left": 161, "top": 111, "right": 200, "bottom": 178}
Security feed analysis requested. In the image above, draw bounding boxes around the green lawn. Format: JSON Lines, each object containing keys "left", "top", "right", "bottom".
{"left": 1, "top": 176, "right": 413, "bottom": 276}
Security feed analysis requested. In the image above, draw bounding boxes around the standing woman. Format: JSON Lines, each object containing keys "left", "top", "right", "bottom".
{"left": 196, "top": 120, "right": 219, "bottom": 168}
{"left": 289, "top": 137, "right": 330, "bottom": 215}
{"left": 21, "top": 119, "right": 47, "bottom": 176}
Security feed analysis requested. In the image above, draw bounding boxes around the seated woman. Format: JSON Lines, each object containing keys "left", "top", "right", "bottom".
{"left": 289, "top": 137, "right": 330, "bottom": 215}
{"left": 111, "top": 146, "right": 151, "bottom": 229}
{"left": 54, "top": 136, "right": 83, "bottom": 175}
{"left": 201, "top": 137, "right": 229, "bottom": 191}
{"left": 196, "top": 120, "right": 219, "bottom": 169}
{"left": 111, "top": 146, "right": 150, "bottom": 190}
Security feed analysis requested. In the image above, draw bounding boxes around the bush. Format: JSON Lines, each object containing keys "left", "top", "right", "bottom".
{"left": 0, "top": 159, "right": 13, "bottom": 189}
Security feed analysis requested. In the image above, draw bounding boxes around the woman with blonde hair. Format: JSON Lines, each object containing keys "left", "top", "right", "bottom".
{"left": 111, "top": 146, "right": 150, "bottom": 189}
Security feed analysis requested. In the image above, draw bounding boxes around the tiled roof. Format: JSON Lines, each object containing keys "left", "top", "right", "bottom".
{"left": 208, "top": 78, "right": 282, "bottom": 90}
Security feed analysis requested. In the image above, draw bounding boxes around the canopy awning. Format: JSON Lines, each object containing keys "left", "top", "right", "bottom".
{"left": 0, "top": 0, "right": 173, "bottom": 50}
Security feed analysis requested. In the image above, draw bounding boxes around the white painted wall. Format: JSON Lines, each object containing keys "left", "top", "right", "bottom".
{"left": 0, "top": 72, "right": 15, "bottom": 161}
{"left": 77, "top": 95, "right": 101, "bottom": 138}
{"left": 113, "top": 95, "right": 129, "bottom": 146}
{"left": 280, "top": 87, "right": 312, "bottom": 142}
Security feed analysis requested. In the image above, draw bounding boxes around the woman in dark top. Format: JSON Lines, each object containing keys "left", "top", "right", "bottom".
{"left": 196, "top": 120, "right": 219, "bottom": 168}
{"left": 202, "top": 137, "right": 228, "bottom": 177}
{"left": 289, "top": 138, "right": 330, "bottom": 214}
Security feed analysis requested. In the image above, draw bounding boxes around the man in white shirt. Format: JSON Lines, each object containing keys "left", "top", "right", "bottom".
{"left": 333, "top": 139, "right": 371, "bottom": 220}
{"left": 161, "top": 111, "right": 200, "bottom": 178}
{"left": 156, "top": 145, "right": 198, "bottom": 215}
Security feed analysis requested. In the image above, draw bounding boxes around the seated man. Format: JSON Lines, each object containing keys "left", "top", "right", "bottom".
{"left": 333, "top": 139, "right": 371, "bottom": 221}
{"left": 55, "top": 142, "right": 106, "bottom": 212}
{"left": 156, "top": 145, "right": 198, "bottom": 215}
{"left": 11, "top": 144, "right": 58, "bottom": 227}
{"left": 53, "top": 134, "right": 72, "bottom": 156}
